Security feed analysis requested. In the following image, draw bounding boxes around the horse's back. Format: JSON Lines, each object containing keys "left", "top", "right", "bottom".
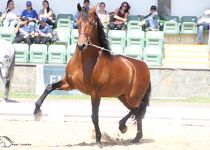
{"left": 92, "top": 52, "right": 150, "bottom": 98}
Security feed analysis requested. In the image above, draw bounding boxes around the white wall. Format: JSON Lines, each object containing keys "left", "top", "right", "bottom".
{"left": 0, "top": 0, "right": 209, "bottom": 17}
{"left": 0, "top": 0, "right": 157, "bottom": 16}
{"left": 171, "top": 0, "right": 210, "bottom": 18}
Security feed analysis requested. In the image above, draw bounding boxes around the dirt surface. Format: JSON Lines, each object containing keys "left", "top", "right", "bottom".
{"left": 0, "top": 100, "right": 210, "bottom": 150}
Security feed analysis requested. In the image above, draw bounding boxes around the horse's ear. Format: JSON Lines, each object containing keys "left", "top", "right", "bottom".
{"left": 77, "top": 3, "right": 82, "bottom": 12}
{"left": 89, "top": 4, "right": 98, "bottom": 14}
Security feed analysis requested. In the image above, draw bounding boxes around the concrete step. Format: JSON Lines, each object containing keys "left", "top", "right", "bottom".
{"left": 163, "top": 61, "right": 210, "bottom": 69}
{"left": 165, "top": 51, "right": 209, "bottom": 58}
{"left": 164, "top": 44, "right": 209, "bottom": 53}
{"left": 164, "top": 57, "right": 209, "bottom": 62}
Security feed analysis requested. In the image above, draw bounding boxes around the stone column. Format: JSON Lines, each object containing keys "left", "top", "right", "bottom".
{"left": 158, "top": 0, "right": 171, "bottom": 17}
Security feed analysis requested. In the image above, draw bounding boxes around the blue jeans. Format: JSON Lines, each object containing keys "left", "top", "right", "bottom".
{"left": 197, "top": 24, "right": 209, "bottom": 43}
{"left": 73, "top": 21, "right": 78, "bottom": 29}
{"left": 146, "top": 16, "right": 158, "bottom": 29}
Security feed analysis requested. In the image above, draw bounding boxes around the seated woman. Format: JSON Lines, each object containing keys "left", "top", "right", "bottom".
{"left": 12, "top": 17, "right": 34, "bottom": 45}
{"left": 21, "top": 1, "right": 38, "bottom": 26}
{"left": 96, "top": 2, "right": 109, "bottom": 29}
{"left": 108, "top": 2, "right": 130, "bottom": 30}
{"left": 0, "top": 0, "right": 20, "bottom": 28}
{"left": 39, "top": 0, "right": 55, "bottom": 29}
{"left": 34, "top": 18, "right": 52, "bottom": 44}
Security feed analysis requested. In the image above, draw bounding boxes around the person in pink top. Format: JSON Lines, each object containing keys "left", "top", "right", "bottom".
{"left": 108, "top": 2, "right": 130, "bottom": 30}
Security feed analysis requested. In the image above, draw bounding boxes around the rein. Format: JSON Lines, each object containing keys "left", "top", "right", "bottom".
{"left": 87, "top": 37, "right": 111, "bottom": 52}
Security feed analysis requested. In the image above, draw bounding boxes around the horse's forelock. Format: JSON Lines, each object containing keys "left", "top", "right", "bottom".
{"left": 82, "top": 9, "right": 89, "bottom": 22}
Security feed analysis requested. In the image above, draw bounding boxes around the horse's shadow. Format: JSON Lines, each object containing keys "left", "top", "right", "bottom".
{"left": 1, "top": 99, "right": 19, "bottom": 103}
{"left": 6, "top": 99, "right": 19, "bottom": 103}
{"left": 65, "top": 133, "right": 154, "bottom": 147}
{"left": 66, "top": 139, "right": 154, "bottom": 147}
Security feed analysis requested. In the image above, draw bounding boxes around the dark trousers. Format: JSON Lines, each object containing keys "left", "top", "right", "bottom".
{"left": 108, "top": 22, "right": 125, "bottom": 30}
{"left": 34, "top": 36, "right": 51, "bottom": 44}
{"left": 12, "top": 35, "right": 32, "bottom": 45}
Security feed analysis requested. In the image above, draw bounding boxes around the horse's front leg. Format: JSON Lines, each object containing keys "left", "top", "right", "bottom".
{"left": 34, "top": 77, "right": 73, "bottom": 121}
{"left": 91, "top": 91, "right": 101, "bottom": 144}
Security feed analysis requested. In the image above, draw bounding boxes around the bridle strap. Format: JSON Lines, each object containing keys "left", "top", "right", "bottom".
{"left": 87, "top": 37, "right": 111, "bottom": 52}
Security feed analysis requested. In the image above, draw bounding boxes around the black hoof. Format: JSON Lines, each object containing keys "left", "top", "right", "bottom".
{"left": 131, "top": 138, "right": 140, "bottom": 143}
{"left": 119, "top": 124, "right": 128, "bottom": 134}
{"left": 34, "top": 107, "right": 42, "bottom": 121}
{"left": 131, "top": 132, "right": 142, "bottom": 143}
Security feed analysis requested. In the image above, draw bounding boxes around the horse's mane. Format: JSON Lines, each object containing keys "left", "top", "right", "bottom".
{"left": 94, "top": 13, "right": 111, "bottom": 55}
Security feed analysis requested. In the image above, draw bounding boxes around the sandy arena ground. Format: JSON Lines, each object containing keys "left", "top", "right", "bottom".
{"left": 0, "top": 99, "right": 210, "bottom": 150}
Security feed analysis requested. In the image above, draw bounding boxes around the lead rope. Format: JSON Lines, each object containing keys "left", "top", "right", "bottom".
{"left": 87, "top": 37, "right": 112, "bottom": 53}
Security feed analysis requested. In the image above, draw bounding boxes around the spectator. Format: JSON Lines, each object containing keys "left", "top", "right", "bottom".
{"left": 12, "top": 16, "right": 34, "bottom": 45}
{"left": 73, "top": 0, "right": 90, "bottom": 29}
{"left": 21, "top": 1, "right": 38, "bottom": 26}
{"left": 0, "top": 0, "right": 20, "bottom": 27}
{"left": 140, "top": 5, "right": 158, "bottom": 31}
{"left": 34, "top": 18, "right": 52, "bottom": 44}
{"left": 196, "top": 8, "right": 210, "bottom": 44}
{"left": 96, "top": 2, "right": 109, "bottom": 29}
{"left": 108, "top": 2, "right": 130, "bottom": 30}
{"left": 39, "top": 0, "right": 55, "bottom": 29}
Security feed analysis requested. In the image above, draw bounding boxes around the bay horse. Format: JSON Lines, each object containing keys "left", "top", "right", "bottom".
{"left": 0, "top": 39, "right": 15, "bottom": 102}
{"left": 34, "top": 4, "right": 151, "bottom": 144}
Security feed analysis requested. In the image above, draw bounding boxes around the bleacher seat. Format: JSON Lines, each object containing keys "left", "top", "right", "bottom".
{"left": 0, "top": 27, "right": 15, "bottom": 42}
{"left": 66, "top": 44, "right": 76, "bottom": 61}
{"left": 124, "top": 30, "right": 145, "bottom": 59}
{"left": 110, "top": 44, "right": 124, "bottom": 54}
{"left": 145, "top": 31, "right": 164, "bottom": 47}
{"left": 180, "top": 16, "right": 197, "bottom": 34}
{"left": 48, "top": 44, "right": 66, "bottom": 64}
{"left": 143, "top": 45, "right": 163, "bottom": 65}
{"left": 108, "top": 30, "right": 126, "bottom": 49}
{"left": 70, "top": 29, "right": 79, "bottom": 45}
{"left": 163, "top": 16, "right": 180, "bottom": 34}
{"left": 13, "top": 43, "right": 29, "bottom": 63}
{"left": 29, "top": 44, "right": 48, "bottom": 63}
{"left": 56, "top": 14, "right": 73, "bottom": 28}
{"left": 53, "top": 28, "right": 71, "bottom": 45}
{"left": 127, "top": 15, "right": 141, "bottom": 30}
{"left": 143, "top": 31, "right": 164, "bottom": 65}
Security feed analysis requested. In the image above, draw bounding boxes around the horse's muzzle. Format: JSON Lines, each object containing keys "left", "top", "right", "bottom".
{"left": 77, "top": 43, "right": 88, "bottom": 52}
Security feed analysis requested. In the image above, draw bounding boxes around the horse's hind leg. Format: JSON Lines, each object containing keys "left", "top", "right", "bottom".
{"left": 34, "top": 77, "right": 73, "bottom": 121}
{"left": 0, "top": 67, "right": 12, "bottom": 102}
{"left": 132, "top": 83, "right": 151, "bottom": 143}
{"left": 118, "top": 95, "right": 134, "bottom": 134}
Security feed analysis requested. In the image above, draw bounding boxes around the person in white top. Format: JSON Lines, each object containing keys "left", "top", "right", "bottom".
{"left": 0, "top": 0, "right": 20, "bottom": 28}
{"left": 96, "top": 2, "right": 109, "bottom": 29}
{"left": 197, "top": 8, "right": 210, "bottom": 44}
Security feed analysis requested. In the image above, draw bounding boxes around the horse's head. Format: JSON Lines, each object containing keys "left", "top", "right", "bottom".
{"left": 77, "top": 3, "right": 98, "bottom": 52}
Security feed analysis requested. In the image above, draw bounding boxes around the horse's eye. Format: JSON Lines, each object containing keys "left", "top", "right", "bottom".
{"left": 89, "top": 19, "right": 94, "bottom": 25}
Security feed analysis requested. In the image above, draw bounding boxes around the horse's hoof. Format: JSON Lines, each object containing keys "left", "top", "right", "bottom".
{"left": 34, "top": 109, "right": 42, "bottom": 121}
{"left": 131, "top": 138, "right": 140, "bottom": 143}
{"left": 119, "top": 125, "right": 128, "bottom": 134}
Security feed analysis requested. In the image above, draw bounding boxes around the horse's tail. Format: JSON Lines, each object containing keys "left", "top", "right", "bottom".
{"left": 137, "top": 82, "right": 151, "bottom": 118}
